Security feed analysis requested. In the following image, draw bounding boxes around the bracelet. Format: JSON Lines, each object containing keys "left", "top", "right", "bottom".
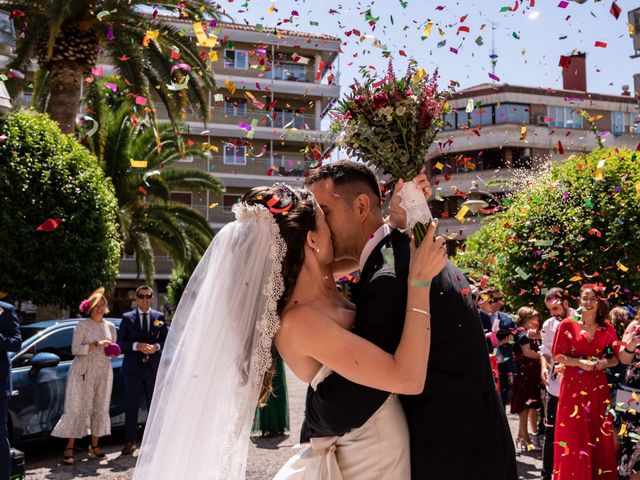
{"left": 624, "top": 346, "right": 636, "bottom": 355}
{"left": 410, "top": 279, "right": 432, "bottom": 288}
{"left": 407, "top": 307, "right": 431, "bottom": 318}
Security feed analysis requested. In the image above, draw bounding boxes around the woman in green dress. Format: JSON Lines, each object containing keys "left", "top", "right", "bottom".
{"left": 253, "top": 351, "right": 289, "bottom": 437}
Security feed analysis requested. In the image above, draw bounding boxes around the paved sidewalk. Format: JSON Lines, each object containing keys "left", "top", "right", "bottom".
{"left": 24, "top": 367, "right": 542, "bottom": 479}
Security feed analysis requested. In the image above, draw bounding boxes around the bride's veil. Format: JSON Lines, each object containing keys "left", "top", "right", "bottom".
{"left": 133, "top": 202, "right": 285, "bottom": 479}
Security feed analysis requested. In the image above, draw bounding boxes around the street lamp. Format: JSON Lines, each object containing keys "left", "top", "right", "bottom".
{"left": 461, "top": 181, "right": 499, "bottom": 213}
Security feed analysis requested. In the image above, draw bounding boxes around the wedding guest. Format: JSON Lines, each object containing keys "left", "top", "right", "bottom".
{"left": 510, "top": 307, "right": 541, "bottom": 452}
{"left": 0, "top": 301, "right": 21, "bottom": 478}
{"left": 539, "top": 287, "right": 573, "bottom": 480}
{"left": 51, "top": 288, "right": 118, "bottom": 465}
{"left": 492, "top": 290, "right": 517, "bottom": 406}
{"left": 118, "top": 285, "right": 168, "bottom": 455}
{"left": 608, "top": 306, "right": 631, "bottom": 396}
{"left": 617, "top": 310, "right": 640, "bottom": 480}
{"left": 253, "top": 351, "right": 289, "bottom": 437}
{"left": 552, "top": 284, "right": 618, "bottom": 480}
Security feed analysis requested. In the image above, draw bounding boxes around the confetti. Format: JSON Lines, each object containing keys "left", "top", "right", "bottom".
{"left": 595, "top": 159, "right": 605, "bottom": 181}
{"left": 36, "top": 218, "right": 64, "bottom": 232}
{"left": 423, "top": 22, "right": 434, "bottom": 38}
{"left": 610, "top": 2, "right": 621, "bottom": 19}
{"left": 515, "top": 267, "right": 530, "bottom": 280}
{"left": 558, "top": 1, "right": 569, "bottom": 8}
{"left": 455, "top": 205, "right": 470, "bottom": 222}
{"left": 488, "top": 73, "right": 500, "bottom": 82}
{"left": 594, "top": 41, "right": 608, "bottom": 48}
{"left": 617, "top": 261, "right": 629, "bottom": 272}
{"left": 130, "top": 160, "right": 148, "bottom": 168}
{"left": 225, "top": 79, "right": 236, "bottom": 95}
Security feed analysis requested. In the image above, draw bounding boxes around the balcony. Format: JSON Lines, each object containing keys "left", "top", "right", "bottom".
{"left": 119, "top": 256, "right": 174, "bottom": 279}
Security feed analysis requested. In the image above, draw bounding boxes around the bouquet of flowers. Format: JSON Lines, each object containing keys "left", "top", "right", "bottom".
{"left": 331, "top": 61, "right": 451, "bottom": 243}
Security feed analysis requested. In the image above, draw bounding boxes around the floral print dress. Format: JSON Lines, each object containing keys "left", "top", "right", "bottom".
{"left": 619, "top": 348, "right": 640, "bottom": 479}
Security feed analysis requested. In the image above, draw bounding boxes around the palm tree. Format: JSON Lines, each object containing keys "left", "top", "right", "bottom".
{"left": 3, "top": 1, "right": 222, "bottom": 133}
{"left": 82, "top": 80, "right": 223, "bottom": 282}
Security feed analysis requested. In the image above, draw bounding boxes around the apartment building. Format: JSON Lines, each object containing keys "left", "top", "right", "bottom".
{"left": 115, "top": 19, "right": 341, "bottom": 305}
{"left": 427, "top": 52, "right": 639, "bottom": 248}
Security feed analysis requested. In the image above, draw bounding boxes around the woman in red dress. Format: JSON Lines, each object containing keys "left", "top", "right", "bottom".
{"left": 552, "top": 285, "right": 619, "bottom": 480}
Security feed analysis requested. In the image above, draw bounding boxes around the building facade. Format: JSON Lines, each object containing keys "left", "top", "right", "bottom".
{"left": 427, "top": 53, "right": 639, "bottom": 248}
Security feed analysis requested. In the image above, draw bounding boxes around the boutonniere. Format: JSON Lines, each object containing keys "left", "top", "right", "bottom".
{"left": 153, "top": 320, "right": 164, "bottom": 328}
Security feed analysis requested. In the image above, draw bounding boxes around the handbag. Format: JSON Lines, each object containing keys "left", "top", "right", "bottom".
{"left": 614, "top": 385, "right": 640, "bottom": 413}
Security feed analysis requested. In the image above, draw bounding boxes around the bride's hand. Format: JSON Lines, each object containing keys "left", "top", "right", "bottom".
{"left": 408, "top": 219, "right": 447, "bottom": 283}
{"left": 387, "top": 168, "right": 432, "bottom": 230}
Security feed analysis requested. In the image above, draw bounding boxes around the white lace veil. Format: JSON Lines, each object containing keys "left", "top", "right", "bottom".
{"left": 133, "top": 202, "right": 286, "bottom": 479}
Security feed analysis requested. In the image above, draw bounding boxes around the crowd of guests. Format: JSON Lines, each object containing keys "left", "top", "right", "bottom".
{"left": 476, "top": 284, "right": 640, "bottom": 480}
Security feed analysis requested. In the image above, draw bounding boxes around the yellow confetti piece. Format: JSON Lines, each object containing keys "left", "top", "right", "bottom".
{"left": 455, "top": 205, "right": 470, "bottom": 222}
{"left": 617, "top": 261, "right": 629, "bottom": 272}
{"left": 423, "top": 22, "right": 433, "bottom": 38}
{"left": 569, "top": 275, "right": 583, "bottom": 282}
{"left": 635, "top": 180, "right": 640, "bottom": 195}
{"left": 520, "top": 123, "right": 527, "bottom": 141}
{"left": 193, "top": 22, "right": 217, "bottom": 48}
{"left": 225, "top": 79, "right": 236, "bottom": 95}
{"left": 208, "top": 202, "right": 218, "bottom": 209}
{"left": 620, "top": 423, "right": 628, "bottom": 437}
{"left": 435, "top": 161, "right": 444, "bottom": 171}
{"left": 595, "top": 159, "right": 605, "bottom": 181}
{"left": 569, "top": 405, "right": 579, "bottom": 418}
{"left": 412, "top": 67, "right": 426, "bottom": 84}
{"left": 630, "top": 22, "right": 636, "bottom": 36}
{"left": 146, "top": 30, "right": 159, "bottom": 41}
{"left": 208, "top": 50, "right": 218, "bottom": 62}
{"left": 130, "top": 159, "right": 147, "bottom": 168}
{"left": 268, "top": 2, "right": 276, "bottom": 14}
{"left": 438, "top": 27, "right": 445, "bottom": 36}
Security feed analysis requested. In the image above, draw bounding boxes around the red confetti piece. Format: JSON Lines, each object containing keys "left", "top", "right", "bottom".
{"left": 610, "top": 1, "right": 621, "bottom": 19}
{"left": 558, "top": 141, "right": 564, "bottom": 154}
{"left": 594, "top": 41, "right": 607, "bottom": 48}
{"left": 457, "top": 26, "right": 470, "bottom": 35}
{"left": 36, "top": 218, "right": 64, "bottom": 232}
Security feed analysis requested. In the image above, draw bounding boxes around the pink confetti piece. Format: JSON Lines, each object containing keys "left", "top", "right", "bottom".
{"left": 450, "top": 47, "right": 459, "bottom": 54}
{"left": 558, "top": 0, "right": 569, "bottom": 7}
{"left": 170, "top": 62, "right": 192, "bottom": 74}
{"left": 238, "top": 121, "right": 252, "bottom": 131}
{"left": 104, "top": 82, "right": 118, "bottom": 92}
{"left": 91, "top": 67, "right": 103, "bottom": 76}
{"left": 135, "top": 95, "right": 147, "bottom": 106}
{"left": 488, "top": 73, "right": 500, "bottom": 82}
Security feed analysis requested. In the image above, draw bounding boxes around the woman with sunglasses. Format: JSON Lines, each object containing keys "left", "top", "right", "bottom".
{"left": 552, "top": 284, "right": 619, "bottom": 480}
{"left": 117, "top": 285, "right": 169, "bottom": 455}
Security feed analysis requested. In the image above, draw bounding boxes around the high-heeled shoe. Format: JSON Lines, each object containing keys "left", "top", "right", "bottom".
{"left": 516, "top": 437, "right": 535, "bottom": 452}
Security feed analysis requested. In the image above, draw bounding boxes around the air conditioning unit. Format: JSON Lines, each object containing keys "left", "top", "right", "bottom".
{"left": 536, "top": 115, "right": 549, "bottom": 126}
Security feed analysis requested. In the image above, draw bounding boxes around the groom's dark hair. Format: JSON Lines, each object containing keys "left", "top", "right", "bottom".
{"left": 305, "top": 161, "right": 382, "bottom": 207}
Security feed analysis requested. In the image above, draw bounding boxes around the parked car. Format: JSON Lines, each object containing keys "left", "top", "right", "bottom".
{"left": 7, "top": 318, "right": 148, "bottom": 444}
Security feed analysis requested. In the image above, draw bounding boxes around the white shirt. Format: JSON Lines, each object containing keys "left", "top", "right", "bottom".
{"left": 132, "top": 308, "right": 161, "bottom": 353}
{"left": 541, "top": 314, "right": 569, "bottom": 397}
{"left": 359, "top": 224, "right": 392, "bottom": 271}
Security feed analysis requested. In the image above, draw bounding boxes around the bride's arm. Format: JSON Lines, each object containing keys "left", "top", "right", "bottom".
{"left": 282, "top": 222, "right": 446, "bottom": 394}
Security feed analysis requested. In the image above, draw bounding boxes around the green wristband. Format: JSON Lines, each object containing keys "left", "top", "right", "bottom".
{"left": 410, "top": 279, "right": 432, "bottom": 288}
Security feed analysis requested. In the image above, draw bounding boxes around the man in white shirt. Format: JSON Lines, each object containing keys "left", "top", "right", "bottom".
{"left": 539, "top": 287, "right": 573, "bottom": 480}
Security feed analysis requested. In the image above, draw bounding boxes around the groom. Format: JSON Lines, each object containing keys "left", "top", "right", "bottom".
{"left": 303, "top": 162, "right": 516, "bottom": 479}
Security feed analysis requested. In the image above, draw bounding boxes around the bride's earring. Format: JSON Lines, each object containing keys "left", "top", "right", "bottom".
{"left": 315, "top": 248, "right": 320, "bottom": 253}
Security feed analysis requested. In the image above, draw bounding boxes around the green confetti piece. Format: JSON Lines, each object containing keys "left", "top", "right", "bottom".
{"left": 512, "top": 32, "right": 520, "bottom": 39}
{"left": 585, "top": 198, "right": 594, "bottom": 209}
{"left": 475, "top": 36, "right": 484, "bottom": 46}
{"left": 515, "top": 267, "right": 530, "bottom": 280}
{"left": 559, "top": 441, "right": 567, "bottom": 447}
{"left": 533, "top": 239, "right": 553, "bottom": 247}
{"left": 309, "top": 21, "right": 319, "bottom": 26}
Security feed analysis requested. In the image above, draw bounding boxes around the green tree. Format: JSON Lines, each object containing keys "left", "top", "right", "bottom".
{"left": 0, "top": 110, "right": 121, "bottom": 308}
{"left": 3, "top": 1, "right": 223, "bottom": 133}
{"left": 81, "top": 80, "right": 223, "bottom": 283}
{"left": 166, "top": 266, "right": 191, "bottom": 308}
{"left": 454, "top": 147, "right": 640, "bottom": 311}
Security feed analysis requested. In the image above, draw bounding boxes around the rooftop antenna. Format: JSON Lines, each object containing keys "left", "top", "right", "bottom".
{"left": 489, "top": 21, "right": 499, "bottom": 77}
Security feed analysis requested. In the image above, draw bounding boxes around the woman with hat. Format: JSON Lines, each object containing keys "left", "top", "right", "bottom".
{"left": 51, "top": 287, "right": 120, "bottom": 465}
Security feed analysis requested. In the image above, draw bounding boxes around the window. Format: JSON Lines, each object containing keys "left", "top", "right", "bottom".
{"left": 270, "top": 62, "right": 307, "bottom": 82}
{"left": 469, "top": 105, "right": 494, "bottom": 127}
{"left": 612, "top": 112, "right": 632, "bottom": 134}
{"left": 13, "top": 327, "right": 75, "bottom": 367}
{"left": 224, "top": 100, "right": 247, "bottom": 117}
{"left": 547, "top": 106, "right": 583, "bottom": 129}
{"left": 495, "top": 104, "right": 530, "bottom": 124}
{"left": 223, "top": 194, "right": 242, "bottom": 211}
{"left": 223, "top": 145, "right": 247, "bottom": 165}
{"left": 170, "top": 192, "right": 192, "bottom": 205}
{"left": 443, "top": 111, "right": 456, "bottom": 130}
{"left": 271, "top": 154, "right": 286, "bottom": 168}
{"left": 224, "top": 49, "right": 248, "bottom": 70}
{"left": 273, "top": 110, "right": 305, "bottom": 129}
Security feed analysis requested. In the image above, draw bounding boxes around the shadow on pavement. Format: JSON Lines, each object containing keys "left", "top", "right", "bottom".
{"left": 250, "top": 433, "right": 292, "bottom": 450}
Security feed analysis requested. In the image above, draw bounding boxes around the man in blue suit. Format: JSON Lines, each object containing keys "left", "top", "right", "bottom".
{"left": 0, "top": 302, "right": 21, "bottom": 478}
{"left": 117, "top": 286, "right": 168, "bottom": 454}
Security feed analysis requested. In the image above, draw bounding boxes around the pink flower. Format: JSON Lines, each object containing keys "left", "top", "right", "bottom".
{"left": 79, "top": 299, "right": 91, "bottom": 313}
{"left": 372, "top": 92, "right": 388, "bottom": 109}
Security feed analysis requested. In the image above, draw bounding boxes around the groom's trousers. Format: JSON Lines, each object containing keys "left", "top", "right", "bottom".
{"left": 123, "top": 366, "right": 157, "bottom": 443}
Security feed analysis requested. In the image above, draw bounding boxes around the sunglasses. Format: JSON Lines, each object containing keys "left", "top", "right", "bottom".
{"left": 137, "top": 294, "right": 153, "bottom": 299}
{"left": 489, "top": 297, "right": 504, "bottom": 304}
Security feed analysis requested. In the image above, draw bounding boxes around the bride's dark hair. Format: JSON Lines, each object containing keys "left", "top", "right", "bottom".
{"left": 242, "top": 184, "right": 317, "bottom": 404}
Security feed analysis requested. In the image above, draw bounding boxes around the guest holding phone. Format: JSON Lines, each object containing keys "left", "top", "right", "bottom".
{"left": 617, "top": 311, "right": 640, "bottom": 480}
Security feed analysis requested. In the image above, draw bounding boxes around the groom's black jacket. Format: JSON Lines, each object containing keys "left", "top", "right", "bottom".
{"left": 301, "top": 230, "right": 516, "bottom": 480}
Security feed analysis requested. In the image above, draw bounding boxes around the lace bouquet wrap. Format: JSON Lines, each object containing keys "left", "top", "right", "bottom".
{"left": 331, "top": 61, "right": 451, "bottom": 244}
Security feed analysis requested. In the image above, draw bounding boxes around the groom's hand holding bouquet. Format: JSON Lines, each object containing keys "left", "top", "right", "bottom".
{"left": 330, "top": 60, "right": 452, "bottom": 244}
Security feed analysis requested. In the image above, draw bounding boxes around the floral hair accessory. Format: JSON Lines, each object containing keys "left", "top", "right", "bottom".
{"left": 79, "top": 299, "right": 91, "bottom": 313}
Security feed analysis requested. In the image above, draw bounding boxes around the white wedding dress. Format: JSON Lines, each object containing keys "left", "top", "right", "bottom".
{"left": 274, "top": 366, "right": 410, "bottom": 480}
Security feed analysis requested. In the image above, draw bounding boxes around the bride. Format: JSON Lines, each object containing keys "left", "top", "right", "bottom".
{"left": 133, "top": 183, "right": 446, "bottom": 479}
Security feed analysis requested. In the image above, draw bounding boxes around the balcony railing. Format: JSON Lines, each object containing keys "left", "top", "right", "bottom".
{"left": 119, "top": 256, "right": 174, "bottom": 276}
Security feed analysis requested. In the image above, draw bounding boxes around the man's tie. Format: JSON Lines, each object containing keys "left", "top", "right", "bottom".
{"left": 142, "top": 312, "right": 149, "bottom": 334}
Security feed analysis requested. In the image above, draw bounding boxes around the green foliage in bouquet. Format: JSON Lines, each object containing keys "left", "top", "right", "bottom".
{"left": 454, "top": 148, "right": 640, "bottom": 312}
{"left": 330, "top": 61, "right": 452, "bottom": 180}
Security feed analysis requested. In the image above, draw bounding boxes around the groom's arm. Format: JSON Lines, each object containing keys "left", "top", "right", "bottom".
{"left": 303, "top": 272, "right": 406, "bottom": 438}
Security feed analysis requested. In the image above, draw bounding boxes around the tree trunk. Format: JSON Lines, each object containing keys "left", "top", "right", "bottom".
{"left": 47, "top": 63, "right": 83, "bottom": 134}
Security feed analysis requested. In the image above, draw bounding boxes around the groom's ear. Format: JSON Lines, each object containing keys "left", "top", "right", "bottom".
{"left": 353, "top": 193, "right": 371, "bottom": 221}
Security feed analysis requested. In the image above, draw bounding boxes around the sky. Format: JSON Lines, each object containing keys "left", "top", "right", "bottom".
{"left": 221, "top": 0, "right": 639, "bottom": 97}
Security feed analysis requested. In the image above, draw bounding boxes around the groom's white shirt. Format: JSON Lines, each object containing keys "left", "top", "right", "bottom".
{"left": 359, "top": 224, "right": 392, "bottom": 271}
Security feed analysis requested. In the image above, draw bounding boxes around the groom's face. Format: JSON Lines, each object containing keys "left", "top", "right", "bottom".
{"left": 308, "top": 179, "right": 360, "bottom": 261}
